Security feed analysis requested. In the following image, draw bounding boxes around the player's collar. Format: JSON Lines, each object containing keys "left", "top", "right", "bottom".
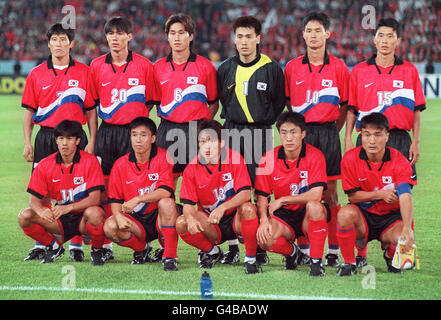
{"left": 129, "top": 143, "right": 158, "bottom": 171}
{"left": 105, "top": 50, "right": 133, "bottom": 64}
{"left": 302, "top": 50, "right": 329, "bottom": 73}
{"left": 235, "top": 53, "right": 261, "bottom": 68}
{"left": 47, "top": 55, "right": 75, "bottom": 76}
{"left": 278, "top": 142, "right": 307, "bottom": 169}
{"left": 198, "top": 147, "right": 228, "bottom": 174}
{"left": 359, "top": 147, "right": 391, "bottom": 170}
{"left": 367, "top": 54, "right": 403, "bottom": 74}
{"left": 167, "top": 51, "right": 196, "bottom": 71}
{"left": 56, "top": 149, "right": 81, "bottom": 174}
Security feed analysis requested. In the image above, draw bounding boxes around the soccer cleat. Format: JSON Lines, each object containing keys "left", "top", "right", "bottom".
{"left": 284, "top": 245, "right": 300, "bottom": 270}
{"left": 337, "top": 263, "right": 357, "bottom": 276}
{"left": 90, "top": 247, "right": 105, "bottom": 266}
{"left": 131, "top": 246, "right": 152, "bottom": 265}
{"left": 383, "top": 251, "right": 402, "bottom": 273}
{"left": 256, "top": 246, "right": 269, "bottom": 266}
{"left": 163, "top": 258, "right": 178, "bottom": 271}
{"left": 356, "top": 255, "right": 368, "bottom": 268}
{"left": 40, "top": 245, "right": 65, "bottom": 264}
{"left": 221, "top": 245, "right": 240, "bottom": 264}
{"left": 102, "top": 248, "right": 114, "bottom": 262}
{"left": 324, "top": 253, "right": 340, "bottom": 267}
{"left": 296, "top": 250, "right": 311, "bottom": 265}
{"left": 199, "top": 247, "right": 224, "bottom": 269}
{"left": 69, "top": 248, "right": 85, "bottom": 262}
{"left": 309, "top": 258, "right": 325, "bottom": 276}
{"left": 244, "top": 261, "right": 260, "bottom": 274}
{"left": 151, "top": 248, "right": 164, "bottom": 263}
{"left": 24, "top": 247, "right": 46, "bottom": 261}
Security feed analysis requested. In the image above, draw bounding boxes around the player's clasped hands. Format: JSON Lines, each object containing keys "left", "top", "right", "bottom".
{"left": 121, "top": 196, "right": 140, "bottom": 214}
{"left": 208, "top": 206, "right": 226, "bottom": 225}
{"left": 381, "top": 189, "right": 399, "bottom": 204}
{"left": 257, "top": 219, "right": 272, "bottom": 245}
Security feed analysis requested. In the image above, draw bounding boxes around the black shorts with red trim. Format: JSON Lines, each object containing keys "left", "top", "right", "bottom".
{"left": 56, "top": 212, "right": 84, "bottom": 244}
{"left": 126, "top": 209, "right": 160, "bottom": 243}
{"left": 305, "top": 121, "right": 341, "bottom": 179}
{"left": 357, "top": 206, "right": 402, "bottom": 243}
{"left": 356, "top": 129, "right": 416, "bottom": 181}
{"left": 95, "top": 121, "right": 131, "bottom": 176}
{"left": 272, "top": 204, "right": 331, "bottom": 239}
{"left": 34, "top": 126, "right": 88, "bottom": 170}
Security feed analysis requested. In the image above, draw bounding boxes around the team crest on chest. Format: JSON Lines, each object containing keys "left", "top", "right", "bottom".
{"left": 68, "top": 80, "right": 79, "bottom": 87}
{"left": 382, "top": 176, "right": 392, "bottom": 184}
{"left": 74, "top": 177, "right": 84, "bottom": 185}
{"left": 148, "top": 173, "right": 159, "bottom": 181}
{"left": 300, "top": 171, "right": 308, "bottom": 179}
{"left": 322, "top": 79, "right": 333, "bottom": 88}
{"left": 129, "top": 78, "right": 139, "bottom": 86}
{"left": 187, "top": 77, "right": 198, "bottom": 84}
{"left": 393, "top": 80, "right": 404, "bottom": 88}
{"left": 222, "top": 173, "right": 232, "bottom": 181}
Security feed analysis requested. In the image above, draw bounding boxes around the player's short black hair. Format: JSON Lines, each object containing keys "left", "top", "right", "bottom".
{"left": 198, "top": 120, "right": 224, "bottom": 142}
{"left": 104, "top": 16, "right": 133, "bottom": 34}
{"left": 129, "top": 117, "right": 157, "bottom": 136}
{"left": 375, "top": 17, "right": 401, "bottom": 38}
{"left": 360, "top": 113, "right": 390, "bottom": 132}
{"left": 54, "top": 120, "right": 83, "bottom": 139}
{"left": 232, "top": 16, "right": 262, "bottom": 36}
{"left": 165, "top": 13, "right": 196, "bottom": 36}
{"left": 276, "top": 111, "right": 306, "bottom": 132}
{"left": 303, "top": 11, "right": 330, "bottom": 30}
{"left": 46, "top": 23, "right": 75, "bottom": 42}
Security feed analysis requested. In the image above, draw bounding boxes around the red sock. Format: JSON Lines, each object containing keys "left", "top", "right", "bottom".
{"left": 22, "top": 224, "right": 56, "bottom": 246}
{"left": 179, "top": 231, "right": 213, "bottom": 252}
{"left": 240, "top": 217, "right": 259, "bottom": 257}
{"left": 70, "top": 235, "right": 83, "bottom": 246}
{"left": 117, "top": 233, "right": 146, "bottom": 252}
{"left": 337, "top": 225, "right": 356, "bottom": 264}
{"left": 269, "top": 237, "right": 294, "bottom": 256}
{"left": 356, "top": 243, "right": 368, "bottom": 257}
{"left": 161, "top": 226, "right": 178, "bottom": 258}
{"left": 85, "top": 222, "right": 105, "bottom": 248}
{"left": 386, "top": 243, "right": 397, "bottom": 259}
{"left": 327, "top": 205, "right": 340, "bottom": 250}
{"left": 296, "top": 235, "right": 310, "bottom": 252}
{"left": 308, "top": 218, "right": 328, "bottom": 260}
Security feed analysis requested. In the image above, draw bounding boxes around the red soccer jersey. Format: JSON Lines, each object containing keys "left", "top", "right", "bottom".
{"left": 107, "top": 145, "right": 174, "bottom": 215}
{"left": 180, "top": 148, "right": 251, "bottom": 215}
{"left": 21, "top": 56, "right": 95, "bottom": 127}
{"left": 348, "top": 55, "right": 426, "bottom": 131}
{"left": 284, "top": 52, "right": 349, "bottom": 123}
{"left": 153, "top": 52, "right": 218, "bottom": 123}
{"left": 255, "top": 143, "right": 327, "bottom": 212}
{"left": 341, "top": 146, "right": 413, "bottom": 215}
{"left": 89, "top": 51, "right": 158, "bottom": 125}
{"left": 27, "top": 150, "right": 104, "bottom": 213}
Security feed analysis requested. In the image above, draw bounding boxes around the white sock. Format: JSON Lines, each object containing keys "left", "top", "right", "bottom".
{"left": 228, "top": 239, "right": 239, "bottom": 246}
{"left": 208, "top": 245, "right": 219, "bottom": 255}
{"left": 244, "top": 255, "right": 256, "bottom": 263}
{"left": 103, "top": 242, "right": 113, "bottom": 250}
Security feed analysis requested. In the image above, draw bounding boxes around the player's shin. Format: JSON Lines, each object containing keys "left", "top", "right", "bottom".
{"left": 308, "top": 218, "right": 328, "bottom": 260}
{"left": 161, "top": 226, "right": 178, "bottom": 258}
{"left": 240, "top": 216, "right": 259, "bottom": 261}
{"left": 336, "top": 225, "right": 356, "bottom": 264}
{"left": 21, "top": 224, "right": 57, "bottom": 247}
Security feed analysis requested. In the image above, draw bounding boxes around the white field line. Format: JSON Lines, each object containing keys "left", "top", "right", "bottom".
{"left": 0, "top": 285, "right": 370, "bottom": 300}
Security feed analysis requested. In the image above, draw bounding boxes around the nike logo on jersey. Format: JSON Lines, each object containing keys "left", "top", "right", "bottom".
{"left": 364, "top": 82, "right": 375, "bottom": 88}
{"left": 43, "top": 85, "right": 52, "bottom": 90}
{"left": 295, "top": 81, "right": 305, "bottom": 85}
{"left": 160, "top": 80, "right": 169, "bottom": 85}
{"left": 101, "top": 82, "right": 111, "bottom": 87}
{"left": 198, "top": 184, "right": 208, "bottom": 189}
{"left": 273, "top": 177, "right": 284, "bottom": 181}
{"left": 126, "top": 180, "right": 135, "bottom": 184}
{"left": 358, "top": 178, "right": 367, "bottom": 181}
{"left": 52, "top": 179, "right": 61, "bottom": 183}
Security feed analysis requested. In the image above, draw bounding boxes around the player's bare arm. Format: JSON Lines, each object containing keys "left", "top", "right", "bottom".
{"left": 348, "top": 189, "right": 398, "bottom": 204}
{"left": 269, "top": 186, "right": 324, "bottom": 215}
{"left": 344, "top": 110, "right": 356, "bottom": 152}
{"left": 182, "top": 204, "right": 204, "bottom": 234}
{"left": 409, "top": 110, "right": 421, "bottom": 166}
{"left": 30, "top": 195, "right": 55, "bottom": 223}
{"left": 208, "top": 101, "right": 219, "bottom": 120}
{"left": 336, "top": 105, "right": 348, "bottom": 132}
{"left": 398, "top": 192, "right": 414, "bottom": 251}
{"left": 208, "top": 189, "right": 251, "bottom": 225}
{"left": 256, "top": 195, "right": 272, "bottom": 244}
{"left": 52, "top": 189, "right": 101, "bottom": 220}
{"left": 23, "top": 108, "right": 35, "bottom": 162}
{"left": 122, "top": 188, "right": 172, "bottom": 213}
{"left": 85, "top": 109, "right": 97, "bottom": 154}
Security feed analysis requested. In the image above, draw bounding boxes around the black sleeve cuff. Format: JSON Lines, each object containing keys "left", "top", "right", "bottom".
{"left": 107, "top": 198, "right": 124, "bottom": 204}
{"left": 344, "top": 187, "right": 362, "bottom": 195}
{"left": 158, "top": 185, "right": 174, "bottom": 197}
{"left": 309, "top": 182, "right": 328, "bottom": 191}
{"left": 254, "top": 189, "right": 270, "bottom": 197}
{"left": 27, "top": 188, "right": 44, "bottom": 199}
{"left": 414, "top": 104, "right": 426, "bottom": 112}
{"left": 207, "top": 97, "right": 219, "bottom": 105}
{"left": 22, "top": 104, "right": 37, "bottom": 112}
{"left": 86, "top": 185, "right": 105, "bottom": 194}
{"left": 340, "top": 100, "right": 348, "bottom": 106}
{"left": 180, "top": 199, "right": 197, "bottom": 206}
{"left": 346, "top": 105, "right": 356, "bottom": 113}
{"left": 236, "top": 186, "right": 251, "bottom": 193}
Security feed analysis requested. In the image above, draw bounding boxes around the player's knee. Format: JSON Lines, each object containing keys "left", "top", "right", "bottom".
{"left": 158, "top": 198, "right": 177, "bottom": 219}
{"left": 337, "top": 205, "right": 357, "bottom": 227}
{"left": 18, "top": 208, "right": 33, "bottom": 226}
{"left": 103, "top": 217, "right": 118, "bottom": 239}
{"left": 238, "top": 202, "right": 256, "bottom": 220}
{"left": 306, "top": 200, "right": 326, "bottom": 220}
{"left": 84, "top": 206, "right": 104, "bottom": 223}
{"left": 175, "top": 215, "right": 187, "bottom": 234}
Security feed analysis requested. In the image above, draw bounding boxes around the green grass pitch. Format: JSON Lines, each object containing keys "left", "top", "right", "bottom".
{"left": 0, "top": 94, "right": 440, "bottom": 300}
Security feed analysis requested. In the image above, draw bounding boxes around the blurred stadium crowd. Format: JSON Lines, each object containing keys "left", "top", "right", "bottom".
{"left": 1, "top": 0, "right": 440, "bottom": 67}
